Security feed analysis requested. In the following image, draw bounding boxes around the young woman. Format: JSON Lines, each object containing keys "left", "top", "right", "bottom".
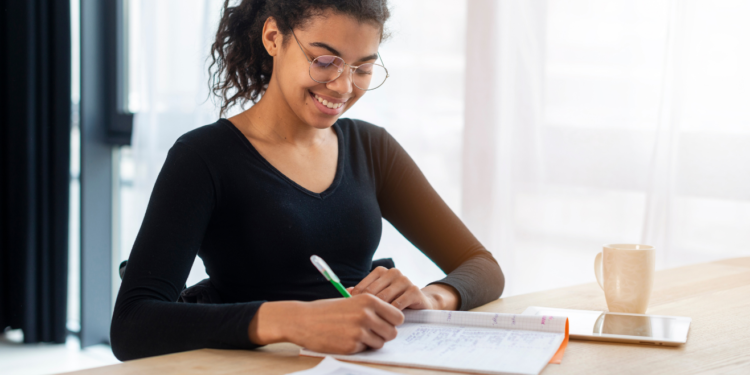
{"left": 111, "top": 0, "right": 504, "bottom": 361}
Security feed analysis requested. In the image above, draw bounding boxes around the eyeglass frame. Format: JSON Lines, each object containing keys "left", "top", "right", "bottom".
{"left": 289, "top": 28, "right": 390, "bottom": 91}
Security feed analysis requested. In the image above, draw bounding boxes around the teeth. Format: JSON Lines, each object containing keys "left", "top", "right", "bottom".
{"left": 314, "top": 94, "right": 344, "bottom": 110}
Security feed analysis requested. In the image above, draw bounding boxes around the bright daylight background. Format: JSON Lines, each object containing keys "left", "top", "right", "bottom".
{"left": 115, "top": 0, "right": 750, "bottom": 305}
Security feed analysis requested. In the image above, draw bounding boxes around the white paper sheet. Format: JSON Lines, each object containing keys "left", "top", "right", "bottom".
{"left": 286, "top": 356, "right": 401, "bottom": 375}
{"left": 342, "top": 323, "right": 563, "bottom": 375}
{"left": 300, "top": 310, "right": 566, "bottom": 375}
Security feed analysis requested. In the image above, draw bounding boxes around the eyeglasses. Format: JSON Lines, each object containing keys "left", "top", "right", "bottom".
{"left": 290, "top": 29, "right": 389, "bottom": 91}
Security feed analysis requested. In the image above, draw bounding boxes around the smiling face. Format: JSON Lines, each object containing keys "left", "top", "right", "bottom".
{"left": 262, "top": 12, "right": 383, "bottom": 129}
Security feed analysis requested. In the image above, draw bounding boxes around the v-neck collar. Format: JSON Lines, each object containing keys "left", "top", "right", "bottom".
{"left": 222, "top": 118, "right": 345, "bottom": 200}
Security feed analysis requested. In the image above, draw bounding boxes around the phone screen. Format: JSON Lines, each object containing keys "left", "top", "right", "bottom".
{"left": 525, "top": 307, "right": 691, "bottom": 342}
{"left": 593, "top": 313, "right": 690, "bottom": 340}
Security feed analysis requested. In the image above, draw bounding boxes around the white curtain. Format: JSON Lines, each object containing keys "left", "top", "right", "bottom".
{"left": 463, "top": 0, "right": 750, "bottom": 297}
{"left": 121, "top": 0, "right": 226, "bottom": 287}
{"left": 120, "top": 0, "right": 468, "bottom": 288}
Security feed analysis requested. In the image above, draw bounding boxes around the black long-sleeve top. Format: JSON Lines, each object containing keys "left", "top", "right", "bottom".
{"left": 110, "top": 118, "right": 504, "bottom": 361}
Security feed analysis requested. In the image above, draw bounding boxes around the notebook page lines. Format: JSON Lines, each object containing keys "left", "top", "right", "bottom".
{"left": 347, "top": 323, "right": 564, "bottom": 375}
{"left": 403, "top": 310, "right": 566, "bottom": 334}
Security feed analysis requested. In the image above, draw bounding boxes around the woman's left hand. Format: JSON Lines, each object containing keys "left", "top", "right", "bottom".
{"left": 348, "top": 267, "right": 458, "bottom": 311}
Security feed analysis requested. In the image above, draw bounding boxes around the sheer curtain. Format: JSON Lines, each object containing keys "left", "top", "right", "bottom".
{"left": 463, "top": 0, "right": 750, "bottom": 297}
{"left": 120, "top": 0, "right": 467, "bottom": 289}
{"left": 121, "top": 0, "right": 225, "bottom": 287}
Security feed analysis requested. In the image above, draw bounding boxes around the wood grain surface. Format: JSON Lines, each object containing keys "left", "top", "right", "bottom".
{"left": 61, "top": 257, "right": 750, "bottom": 375}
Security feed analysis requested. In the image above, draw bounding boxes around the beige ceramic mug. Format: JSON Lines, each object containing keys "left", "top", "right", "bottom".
{"left": 594, "top": 244, "right": 656, "bottom": 314}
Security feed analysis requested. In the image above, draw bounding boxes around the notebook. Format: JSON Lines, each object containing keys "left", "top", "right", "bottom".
{"left": 300, "top": 310, "right": 570, "bottom": 375}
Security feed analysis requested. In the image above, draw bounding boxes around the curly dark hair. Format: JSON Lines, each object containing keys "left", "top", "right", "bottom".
{"left": 208, "top": 0, "right": 391, "bottom": 116}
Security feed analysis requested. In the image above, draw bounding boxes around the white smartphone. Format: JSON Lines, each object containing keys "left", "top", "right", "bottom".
{"left": 523, "top": 306, "right": 691, "bottom": 346}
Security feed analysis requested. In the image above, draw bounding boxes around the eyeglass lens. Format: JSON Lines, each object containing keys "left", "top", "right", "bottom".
{"left": 311, "top": 55, "right": 388, "bottom": 91}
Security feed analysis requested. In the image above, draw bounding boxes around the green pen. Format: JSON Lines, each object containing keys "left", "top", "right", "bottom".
{"left": 310, "top": 255, "right": 352, "bottom": 298}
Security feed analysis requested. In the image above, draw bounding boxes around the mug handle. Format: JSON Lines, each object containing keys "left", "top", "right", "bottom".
{"left": 594, "top": 252, "right": 604, "bottom": 290}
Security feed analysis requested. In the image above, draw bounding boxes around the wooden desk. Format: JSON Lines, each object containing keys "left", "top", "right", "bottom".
{"left": 63, "top": 257, "right": 750, "bottom": 375}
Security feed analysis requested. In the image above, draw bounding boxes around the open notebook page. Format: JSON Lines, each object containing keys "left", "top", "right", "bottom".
{"left": 301, "top": 310, "right": 567, "bottom": 375}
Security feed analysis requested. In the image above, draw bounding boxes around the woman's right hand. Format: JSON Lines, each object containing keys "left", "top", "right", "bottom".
{"left": 248, "top": 294, "right": 405, "bottom": 354}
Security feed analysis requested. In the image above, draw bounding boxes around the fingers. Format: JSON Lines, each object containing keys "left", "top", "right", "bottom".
{"left": 359, "top": 312, "right": 397, "bottom": 349}
{"left": 364, "top": 326, "right": 394, "bottom": 350}
{"left": 351, "top": 266, "right": 388, "bottom": 295}
{"left": 391, "top": 285, "right": 428, "bottom": 310}
{"left": 364, "top": 268, "right": 401, "bottom": 296}
{"left": 354, "top": 268, "right": 410, "bottom": 303}
{"left": 344, "top": 296, "right": 401, "bottom": 352}
{"left": 374, "top": 278, "right": 412, "bottom": 303}
{"left": 365, "top": 295, "right": 405, "bottom": 326}
{"left": 345, "top": 340, "right": 367, "bottom": 354}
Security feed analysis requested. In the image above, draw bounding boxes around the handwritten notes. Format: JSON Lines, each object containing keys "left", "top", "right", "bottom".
{"left": 353, "top": 324, "right": 562, "bottom": 374}
{"left": 300, "top": 310, "right": 568, "bottom": 375}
